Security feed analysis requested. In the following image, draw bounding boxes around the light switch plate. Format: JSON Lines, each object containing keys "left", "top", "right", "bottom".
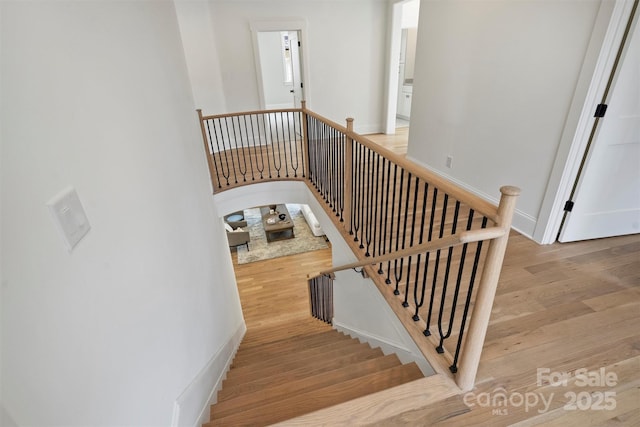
{"left": 47, "top": 187, "right": 91, "bottom": 251}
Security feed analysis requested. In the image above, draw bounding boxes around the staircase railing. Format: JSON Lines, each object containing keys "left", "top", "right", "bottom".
{"left": 197, "top": 108, "right": 306, "bottom": 189}
{"left": 197, "top": 103, "right": 519, "bottom": 392}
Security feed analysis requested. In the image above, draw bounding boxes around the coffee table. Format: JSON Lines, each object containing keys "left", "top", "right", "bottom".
{"left": 260, "top": 204, "right": 295, "bottom": 242}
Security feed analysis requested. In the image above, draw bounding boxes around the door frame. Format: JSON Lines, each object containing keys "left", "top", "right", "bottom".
{"left": 250, "top": 19, "right": 310, "bottom": 110}
{"left": 533, "top": 0, "right": 637, "bottom": 244}
{"left": 383, "top": 0, "right": 405, "bottom": 134}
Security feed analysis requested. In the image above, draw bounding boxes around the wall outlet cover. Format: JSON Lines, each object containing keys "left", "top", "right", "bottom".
{"left": 47, "top": 187, "right": 91, "bottom": 251}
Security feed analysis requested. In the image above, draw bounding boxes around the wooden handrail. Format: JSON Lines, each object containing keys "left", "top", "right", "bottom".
{"left": 301, "top": 106, "right": 500, "bottom": 222}
{"left": 198, "top": 105, "right": 521, "bottom": 393}
{"left": 200, "top": 108, "right": 302, "bottom": 121}
{"left": 307, "top": 226, "right": 506, "bottom": 279}
{"left": 354, "top": 133, "right": 501, "bottom": 223}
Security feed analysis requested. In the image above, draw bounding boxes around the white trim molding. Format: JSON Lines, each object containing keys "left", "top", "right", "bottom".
{"left": 533, "top": 0, "right": 636, "bottom": 244}
{"left": 250, "top": 19, "right": 311, "bottom": 110}
{"left": 406, "top": 155, "right": 537, "bottom": 238}
{"left": 171, "top": 322, "right": 246, "bottom": 427}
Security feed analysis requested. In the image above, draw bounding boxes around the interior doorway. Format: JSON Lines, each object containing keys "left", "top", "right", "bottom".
{"left": 558, "top": 1, "right": 639, "bottom": 242}
{"left": 534, "top": 0, "right": 639, "bottom": 244}
{"left": 251, "top": 21, "right": 308, "bottom": 110}
{"left": 384, "top": 0, "right": 420, "bottom": 134}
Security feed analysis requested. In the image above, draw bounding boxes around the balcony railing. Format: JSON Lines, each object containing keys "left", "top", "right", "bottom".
{"left": 197, "top": 103, "right": 519, "bottom": 392}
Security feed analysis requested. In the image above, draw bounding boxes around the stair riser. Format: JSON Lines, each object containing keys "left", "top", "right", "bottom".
{"left": 211, "top": 354, "right": 403, "bottom": 419}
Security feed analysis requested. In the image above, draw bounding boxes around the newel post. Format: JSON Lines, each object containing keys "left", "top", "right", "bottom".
{"left": 456, "top": 185, "right": 521, "bottom": 391}
{"left": 300, "top": 100, "right": 310, "bottom": 180}
{"left": 343, "top": 118, "right": 354, "bottom": 230}
{"left": 196, "top": 109, "right": 217, "bottom": 193}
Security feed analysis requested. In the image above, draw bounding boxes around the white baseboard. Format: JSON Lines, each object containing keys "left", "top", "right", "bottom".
{"left": 405, "top": 155, "right": 537, "bottom": 238}
{"left": 171, "top": 321, "right": 246, "bottom": 427}
{"left": 333, "top": 321, "right": 434, "bottom": 377}
{"left": 265, "top": 103, "right": 295, "bottom": 109}
{"left": 355, "top": 123, "right": 385, "bottom": 135}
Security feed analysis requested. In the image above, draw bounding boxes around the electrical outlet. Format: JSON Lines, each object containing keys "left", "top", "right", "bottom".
{"left": 446, "top": 155, "right": 453, "bottom": 168}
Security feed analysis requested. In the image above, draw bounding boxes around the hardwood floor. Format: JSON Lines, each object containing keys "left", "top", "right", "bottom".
{"left": 229, "top": 231, "right": 640, "bottom": 426}
{"left": 364, "top": 127, "right": 409, "bottom": 156}
{"left": 222, "top": 131, "right": 638, "bottom": 425}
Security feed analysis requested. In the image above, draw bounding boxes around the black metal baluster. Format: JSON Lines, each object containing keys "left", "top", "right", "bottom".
{"left": 230, "top": 116, "right": 247, "bottom": 182}
{"left": 337, "top": 130, "right": 344, "bottom": 221}
{"left": 241, "top": 115, "right": 255, "bottom": 181}
{"left": 402, "top": 176, "right": 419, "bottom": 307}
{"left": 438, "top": 207, "right": 473, "bottom": 354}
{"left": 392, "top": 170, "right": 407, "bottom": 295}
{"left": 329, "top": 128, "right": 338, "bottom": 212}
{"left": 287, "top": 112, "right": 298, "bottom": 178}
{"left": 385, "top": 164, "right": 398, "bottom": 284}
{"left": 424, "top": 189, "right": 445, "bottom": 336}
{"left": 278, "top": 112, "right": 289, "bottom": 178}
{"left": 308, "top": 117, "right": 316, "bottom": 185}
{"left": 357, "top": 145, "right": 367, "bottom": 249}
{"left": 205, "top": 119, "right": 224, "bottom": 188}
{"left": 352, "top": 143, "right": 361, "bottom": 241}
{"left": 450, "top": 215, "right": 488, "bottom": 373}
{"left": 364, "top": 149, "right": 374, "bottom": 256}
{"left": 371, "top": 154, "right": 381, "bottom": 257}
{"left": 348, "top": 138, "right": 356, "bottom": 235}
{"left": 249, "top": 115, "right": 265, "bottom": 180}
{"left": 261, "top": 114, "right": 274, "bottom": 179}
{"left": 379, "top": 159, "right": 390, "bottom": 275}
{"left": 435, "top": 200, "right": 461, "bottom": 353}
{"left": 411, "top": 181, "right": 430, "bottom": 319}
{"left": 222, "top": 118, "right": 239, "bottom": 184}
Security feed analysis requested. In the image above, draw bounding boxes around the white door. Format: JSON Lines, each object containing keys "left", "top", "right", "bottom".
{"left": 559, "top": 11, "right": 640, "bottom": 242}
{"left": 289, "top": 31, "right": 304, "bottom": 107}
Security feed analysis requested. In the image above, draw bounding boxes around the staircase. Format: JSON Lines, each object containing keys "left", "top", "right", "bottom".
{"left": 205, "top": 318, "right": 424, "bottom": 426}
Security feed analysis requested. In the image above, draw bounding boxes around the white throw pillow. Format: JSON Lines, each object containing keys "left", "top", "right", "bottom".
{"left": 224, "top": 223, "right": 234, "bottom": 232}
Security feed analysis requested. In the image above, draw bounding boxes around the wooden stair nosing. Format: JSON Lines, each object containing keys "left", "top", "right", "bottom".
{"left": 211, "top": 353, "right": 404, "bottom": 419}
{"left": 269, "top": 373, "right": 461, "bottom": 426}
{"left": 225, "top": 340, "right": 382, "bottom": 382}
{"left": 217, "top": 346, "right": 388, "bottom": 402}
{"left": 206, "top": 363, "right": 424, "bottom": 426}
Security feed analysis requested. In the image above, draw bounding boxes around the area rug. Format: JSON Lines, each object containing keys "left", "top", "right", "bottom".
{"left": 237, "top": 204, "right": 329, "bottom": 264}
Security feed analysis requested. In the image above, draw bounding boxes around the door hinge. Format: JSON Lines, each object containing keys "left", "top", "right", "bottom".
{"left": 298, "top": 41, "right": 301, "bottom": 47}
{"left": 300, "top": 82, "right": 304, "bottom": 88}
{"left": 594, "top": 103, "right": 608, "bottom": 118}
{"left": 564, "top": 200, "right": 574, "bottom": 212}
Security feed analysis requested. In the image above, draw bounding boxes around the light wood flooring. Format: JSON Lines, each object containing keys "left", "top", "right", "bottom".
{"left": 230, "top": 231, "right": 639, "bottom": 426}
{"left": 224, "top": 131, "right": 638, "bottom": 425}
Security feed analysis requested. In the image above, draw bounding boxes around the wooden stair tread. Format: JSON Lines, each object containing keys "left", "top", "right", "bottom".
{"left": 239, "top": 323, "right": 331, "bottom": 348}
{"left": 206, "top": 363, "right": 424, "bottom": 426}
{"left": 270, "top": 373, "right": 460, "bottom": 426}
{"left": 211, "top": 353, "right": 403, "bottom": 419}
{"left": 232, "top": 330, "right": 351, "bottom": 365}
{"left": 217, "top": 346, "right": 388, "bottom": 401}
{"left": 222, "top": 342, "right": 381, "bottom": 388}
{"left": 227, "top": 337, "right": 364, "bottom": 377}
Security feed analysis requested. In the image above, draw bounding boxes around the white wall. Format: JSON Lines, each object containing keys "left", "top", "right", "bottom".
{"left": 214, "top": 181, "right": 434, "bottom": 375}
{"left": 174, "top": 0, "right": 228, "bottom": 115}
{"left": 0, "top": 2, "right": 244, "bottom": 425}
{"left": 206, "top": 0, "right": 388, "bottom": 133}
{"left": 406, "top": 0, "right": 605, "bottom": 237}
